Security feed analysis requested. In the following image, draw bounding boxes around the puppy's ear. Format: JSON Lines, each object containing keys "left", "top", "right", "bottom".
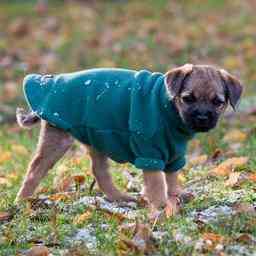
{"left": 219, "top": 69, "right": 243, "bottom": 111}
{"left": 165, "top": 64, "right": 193, "bottom": 97}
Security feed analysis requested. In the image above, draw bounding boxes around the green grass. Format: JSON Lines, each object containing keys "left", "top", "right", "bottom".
{"left": 1, "top": 1, "right": 256, "bottom": 255}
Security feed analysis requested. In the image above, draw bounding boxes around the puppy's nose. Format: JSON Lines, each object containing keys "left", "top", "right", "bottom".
{"left": 196, "top": 114, "right": 208, "bottom": 121}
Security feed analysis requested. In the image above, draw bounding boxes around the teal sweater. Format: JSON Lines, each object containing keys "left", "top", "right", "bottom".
{"left": 23, "top": 69, "right": 194, "bottom": 172}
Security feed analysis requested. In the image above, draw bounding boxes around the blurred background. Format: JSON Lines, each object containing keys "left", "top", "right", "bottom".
{"left": 0, "top": 0, "right": 256, "bottom": 123}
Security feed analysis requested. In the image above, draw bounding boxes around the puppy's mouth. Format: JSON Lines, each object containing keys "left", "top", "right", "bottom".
{"left": 182, "top": 116, "right": 218, "bottom": 133}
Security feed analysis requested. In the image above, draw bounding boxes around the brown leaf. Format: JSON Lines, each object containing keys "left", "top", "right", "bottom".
{"left": 26, "top": 245, "right": 49, "bottom": 256}
{"left": 118, "top": 223, "right": 156, "bottom": 254}
{"left": 232, "top": 202, "right": 256, "bottom": 215}
{"left": 72, "top": 175, "right": 85, "bottom": 185}
{"left": 0, "top": 211, "right": 12, "bottom": 222}
{"left": 225, "top": 172, "right": 241, "bottom": 187}
{"left": 202, "top": 232, "right": 224, "bottom": 244}
{"left": 236, "top": 233, "right": 256, "bottom": 244}
{"left": 8, "top": 18, "right": 29, "bottom": 37}
{"left": 210, "top": 157, "right": 248, "bottom": 176}
{"left": 248, "top": 173, "right": 256, "bottom": 182}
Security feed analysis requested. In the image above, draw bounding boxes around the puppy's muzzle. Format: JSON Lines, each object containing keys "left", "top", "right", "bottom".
{"left": 191, "top": 109, "right": 217, "bottom": 132}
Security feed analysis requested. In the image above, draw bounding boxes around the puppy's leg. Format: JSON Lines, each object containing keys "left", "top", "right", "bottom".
{"left": 143, "top": 171, "right": 167, "bottom": 209}
{"left": 87, "top": 146, "right": 135, "bottom": 202}
{"left": 165, "top": 172, "right": 183, "bottom": 197}
{"left": 165, "top": 172, "right": 183, "bottom": 215}
{"left": 16, "top": 121, "right": 73, "bottom": 202}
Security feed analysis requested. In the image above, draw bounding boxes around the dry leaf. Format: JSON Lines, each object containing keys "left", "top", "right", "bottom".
{"left": 232, "top": 202, "right": 256, "bottom": 215}
{"left": 189, "top": 155, "right": 208, "bottom": 166}
{"left": 26, "top": 245, "right": 49, "bottom": 256}
{"left": 118, "top": 223, "right": 156, "bottom": 254}
{"left": 11, "top": 144, "right": 28, "bottom": 156}
{"left": 48, "top": 193, "right": 71, "bottom": 202}
{"left": 223, "top": 129, "right": 247, "bottom": 143}
{"left": 202, "top": 232, "right": 224, "bottom": 244}
{"left": 0, "top": 151, "right": 12, "bottom": 164}
{"left": 72, "top": 175, "right": 85, "bottom": 185}
{"left": 225, "top": 172, "right": 241, "bottom": 187}
{"left": 210, "top": 157, "right": 248, "bottom": 176}
{"left": 236, "top": 233, "right": 256, "bottom": 244}
{"left": 74, "top": 211, "right": 92, "bottom": 225}
{"left": 248, "top": 173, "right": 256, "bottom": 182}
{"left": 0, "top": 176, "right": 11, "bottom": 187}
{"left": 0, "top": 211, "right": 12, "bottom": 222}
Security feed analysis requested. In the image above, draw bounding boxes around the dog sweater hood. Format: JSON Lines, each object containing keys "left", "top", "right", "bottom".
{"left": 23, "top": 69, "right": 194, "bottom": 172}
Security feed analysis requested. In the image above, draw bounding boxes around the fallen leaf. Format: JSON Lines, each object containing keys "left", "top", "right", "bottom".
{"left": 0, "top": 151, "right": 12, "bottom": 164}
{"left": 225, "top": 172, "right": 241, "bottom": 187}
{"left": 236, "top": 233, "right": 256, "bottom": 244}
{"left": 248, "top": 173, "right": 256, "bottom": 182}
{"left": 0, "top": 211, "right": 12, "bottom": 222}
{"left": 74, "top": 211, "right": 92, "bottom": 225}
{"left": 202, "top": 232, "right": 224, "bottom": 244}
{"left": 189, "top": 155, "right": 208, "bottom": 166}
{"left": 48, "top": 193, "right": 72, "bottom": 202}
{"left": 118, "top": 223, "right": 156, "bottom": 254}
{"left": 210, "top": 157, "right": 248, "bottom": 176}
{"left": 0, "top": 176, "right": 11, "bottom": 187}
{"left": 223, "top": 129, "right": 247, "bottom": 143}
{"left": 11, "top": 144, "right": 28, "bottom": 156}
{"left": 26, "top": 245, "right": 49, "bottom": 256}
{"left": 72, "top": 175, "right": 85, "bottom": 185}
{"left": 232, "top": 202, "right": 256, "bottom": 215}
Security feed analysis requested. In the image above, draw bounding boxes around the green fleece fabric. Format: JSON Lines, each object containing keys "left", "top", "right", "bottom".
{"left": 23, "top": 68, "right": 194, "bottom": 172}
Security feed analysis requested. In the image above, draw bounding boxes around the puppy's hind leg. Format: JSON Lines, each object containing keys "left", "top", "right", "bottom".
{"left": 87, "top": 146, "right": 135, "bottom": 202}
{"left": 15, "top": 121, "right": 74, "bottom": 202}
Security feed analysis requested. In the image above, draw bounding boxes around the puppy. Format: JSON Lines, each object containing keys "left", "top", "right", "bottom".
{"left": 15, "top": 64, "right": 243, "bottom": 212}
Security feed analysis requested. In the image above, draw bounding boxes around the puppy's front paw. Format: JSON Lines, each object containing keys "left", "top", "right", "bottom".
{"left": 165, "top": 196, "right": 181, "bottom": 217}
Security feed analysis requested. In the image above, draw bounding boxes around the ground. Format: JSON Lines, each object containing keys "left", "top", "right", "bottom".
{"left": 0, "top": 1, "right": 256, "bottom": 255}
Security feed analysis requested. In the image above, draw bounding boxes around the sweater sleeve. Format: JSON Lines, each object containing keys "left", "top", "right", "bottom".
{"left": 164, "top": 156, "right": 186, "bottom": 173}
{"left": 130, "top": 134, "right": 166, "bottom": 171}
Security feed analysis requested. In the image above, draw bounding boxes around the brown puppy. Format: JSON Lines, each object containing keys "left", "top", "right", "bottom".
{"left": 15, "top": 64, "right": 243, "bottom": 214}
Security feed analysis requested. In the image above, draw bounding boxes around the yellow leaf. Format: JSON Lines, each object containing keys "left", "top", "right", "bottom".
{"left": 178, "top": 173, "right": 186, "bottom": 184}
{"left": 210, "top": 157, "right": 248, "bottom": 176}
{"left": 74, "top": 211, "right": 92, "bottom": 224}
{"left": 48, "top": 193, "right": 71, "bottom": 202}
{"left": 11, "top": 144, "right": 28, "bottom": 156}
{"left": 0, "top": 177, "right": 11, "bottom": 187}
{"left": 223, "top": 130, "right": 247, "bottom": 143}
{"left": 0, "top": 151, "right": 11, "bottom": 164}
{"left": 189, "top": 155, "right": 208, "bottom": 166}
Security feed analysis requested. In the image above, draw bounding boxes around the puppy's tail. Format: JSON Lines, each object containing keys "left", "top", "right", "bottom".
{"left": 16, "top": 108, "right": 40, "bottom": 129}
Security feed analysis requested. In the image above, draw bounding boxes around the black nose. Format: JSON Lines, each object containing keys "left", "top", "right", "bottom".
{"left": 193, "top": 109, "right": 212, "bottom": 122}
{"left": 196, "top": 114, "right": 208, "bottom": 121}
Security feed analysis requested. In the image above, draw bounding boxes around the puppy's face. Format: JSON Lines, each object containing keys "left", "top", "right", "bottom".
{"left": 165, "top": 64, "right": 243, "bottom": 132}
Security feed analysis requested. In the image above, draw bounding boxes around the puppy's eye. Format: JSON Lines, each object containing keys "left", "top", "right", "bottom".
{"left": 212, "top": 97, "right": 225, "bottom": 107}
{"left": 182, "top": 94, "right": 196, "bottom": 104}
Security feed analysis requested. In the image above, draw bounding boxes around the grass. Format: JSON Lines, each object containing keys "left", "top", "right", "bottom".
{"left": 1, "top": 0, "right": 256, "bottom": 255}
